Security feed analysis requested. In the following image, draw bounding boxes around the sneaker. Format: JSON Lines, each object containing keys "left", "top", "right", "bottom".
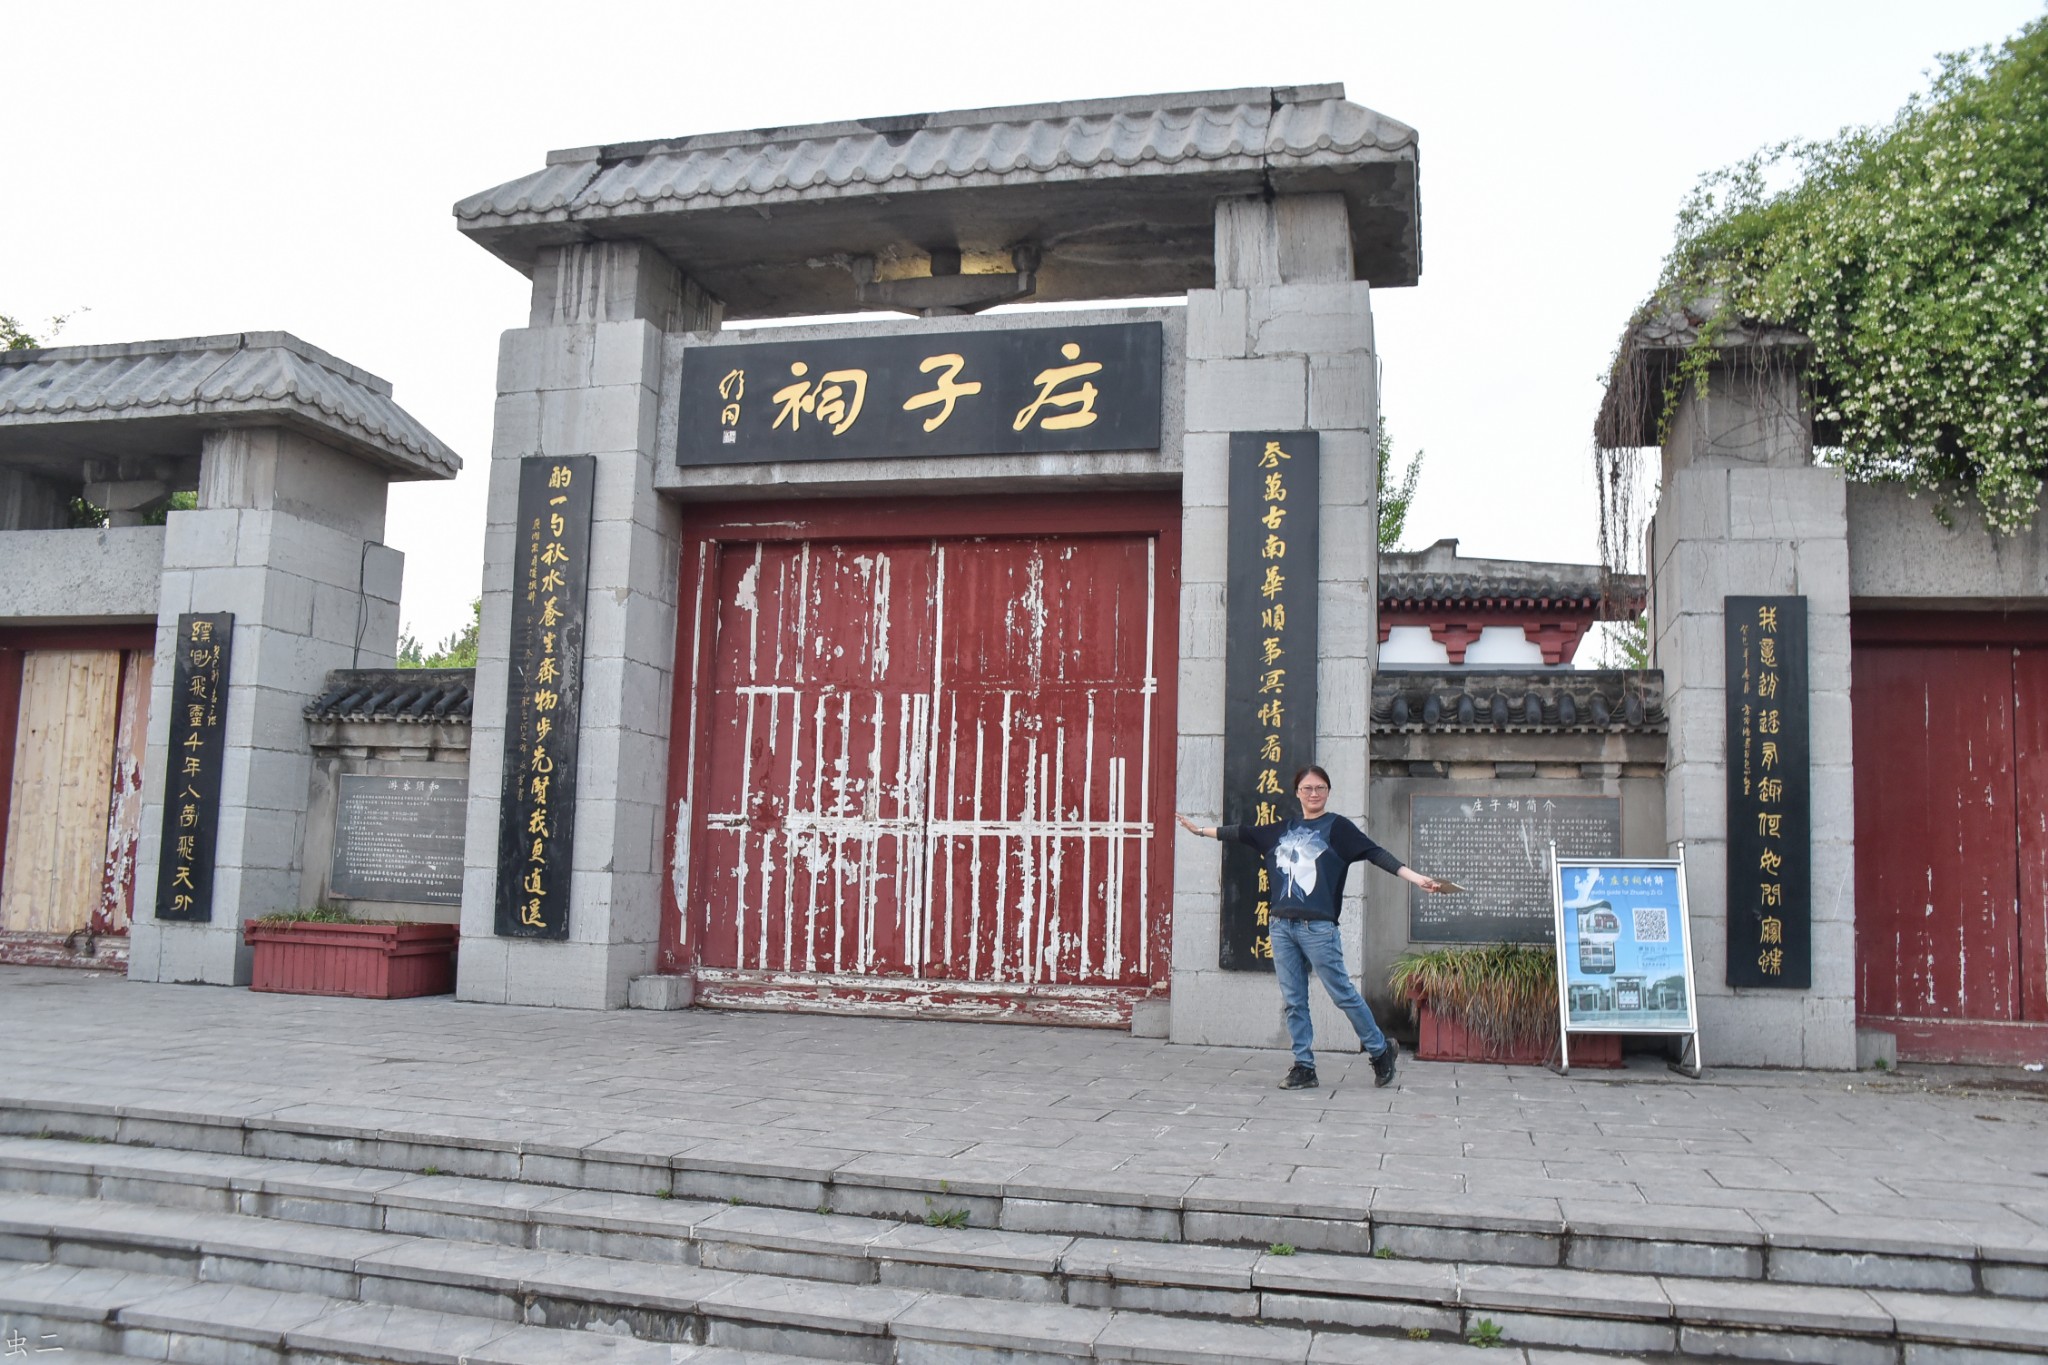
{"left": 1370, "top": 1038, "right": 1400, "bottom": 1088}
{"left": 1279, "top": 1063, "right": 1319, "bottom": 1090}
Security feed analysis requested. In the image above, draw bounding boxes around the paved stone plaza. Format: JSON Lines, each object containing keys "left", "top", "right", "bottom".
{"left": 6, "top": 966, "right": 2044, "bottom": 1248}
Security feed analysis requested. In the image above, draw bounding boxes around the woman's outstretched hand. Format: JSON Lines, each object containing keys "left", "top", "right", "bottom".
{"left": 1174, "top": 812, "right": 1206, "bottom": 837}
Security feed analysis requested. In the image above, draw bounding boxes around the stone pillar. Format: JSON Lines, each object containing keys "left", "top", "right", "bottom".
{"left": 1650, "top": 355, "right": 1857, "bottom": 1068}
{"left": 458, "top": 241, "right": 720, "bottom": 1008}
{"left": 1170, "top": 193, "right": 1381, "bottom": 1048}
{"left": 129, "top": 426, "right": 404, "bottom": 984}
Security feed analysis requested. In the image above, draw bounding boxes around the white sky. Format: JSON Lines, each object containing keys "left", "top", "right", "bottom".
{"left": 7, "top": 1, "right": 2039, "bottom": 646}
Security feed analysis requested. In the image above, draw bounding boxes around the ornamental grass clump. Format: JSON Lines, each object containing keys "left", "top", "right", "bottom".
{"left": 1602, "top": 15, "right": 2048, "bottom": 538}
{"left": 1388, "top": 942, "right": 1559, "bottom": 1052}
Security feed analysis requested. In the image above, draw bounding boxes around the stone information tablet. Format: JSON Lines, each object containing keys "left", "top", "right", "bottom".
{"left": 332, "top": 775, "right": 468, "bottom": 905}
{"left": 1725, "top": 595, "right": 1810, "bottom": 987}
{"left": 1219, "top": 431, "right": 1319, "bottom": 971}
{"left": 154, "top": 612, "right": 232, "bottom": 923}
{"left": 494, "top": 455, "right": 595, "bottom": 939}
{"left": 1409, "top": 794, "right": 1621, "bottom": 943}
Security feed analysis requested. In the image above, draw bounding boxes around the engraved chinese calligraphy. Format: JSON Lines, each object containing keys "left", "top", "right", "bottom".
{"left": 1409, "top": 795, "right": 1621, "bottom": 943}
{"left": 331, "top": 775, "right": 468, "bottom": 905}
{"left": 1725, "top": 595, "right": 1811, "bottom": 987}
{"left": 1221, "top": 432, "right": 1320, "bottom": 971}
{"left": 153, "top": 612, "right": 232, "bottom": 923}
{"left": 494, "top": 457, "right": 594, "bottom": 940}
{"left": 678, "top": 323, "right": 1163, "bottom": 465}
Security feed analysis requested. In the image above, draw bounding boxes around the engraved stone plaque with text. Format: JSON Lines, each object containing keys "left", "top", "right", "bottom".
{"left": 1409, "top": 794, "right": 1621, "bottom": 943}
{"left": 331, "top": 775, "right": 468, "bottom": 906}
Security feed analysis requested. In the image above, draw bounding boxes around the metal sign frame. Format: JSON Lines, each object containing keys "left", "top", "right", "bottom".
{"left": 1549, "top": 843, "right": 1703, "bottom": 1077}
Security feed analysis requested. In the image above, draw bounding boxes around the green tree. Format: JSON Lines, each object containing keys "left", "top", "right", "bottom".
{"left": 1377, "top": 423, "right": 1426, "bottom": 551}
{"left": 399, "top": 598, "right": 482, "bottom": 669}
{"left": 1619, "top": 15, "right": 2048, "bottom": 534}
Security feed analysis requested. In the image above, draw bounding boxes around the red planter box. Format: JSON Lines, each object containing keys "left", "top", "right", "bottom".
{"left": 244, "top": 921, "right": 458, "bottom": 999}
{"left": 1414, "top": 1002, "right": 1624, "bottom": 1068}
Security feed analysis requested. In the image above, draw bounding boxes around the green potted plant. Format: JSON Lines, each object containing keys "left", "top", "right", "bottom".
{"left": 1389, "top": 943, "right": 1620, "bottom": 1067}
{"left": 243, "top": 907, "right": 458, "bottom": 999}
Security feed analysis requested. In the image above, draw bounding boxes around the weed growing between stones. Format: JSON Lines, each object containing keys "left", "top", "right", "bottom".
{"left": 1268, "top": 1243, "right": 1296, "bottom": 1256}
{"left": 1468, "top": 1318, "right": 1506, "bottom": 1348}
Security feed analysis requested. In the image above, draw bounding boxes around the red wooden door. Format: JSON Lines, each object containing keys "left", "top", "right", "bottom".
{"left": 1851, "top": 643, "right": 2020, "bottom": 1020}
{"left": 667, "top": 496, "right": 1176, "bottom": 1024}
{"left": 1852, "top": 613, "right": 2048, "bottom": 1061}
{"left": 2016, "top": 647, "right": 2048, "bottom": 1024}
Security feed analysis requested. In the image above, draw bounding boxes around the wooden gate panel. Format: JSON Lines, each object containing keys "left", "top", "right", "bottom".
{"left": 694, "top": 540, "right": 940, "bottom": 976}
{"left": 1851, "top": 643, "right": 2020, "bottom": 1020}
{"left": 95, "top": 649, "right": 153, "bottom": 934}
{"left": 679, "top": 508, "right": 1170, "bottom": 1010}
{"left": 2014, "top": 646, "right": 2048, "bottom": 1023}
{"left": 1, "top": 650, "right": 122, "bottom": 935}
{"left": 930, "top": 536, "right": 1159, "bottom": 986}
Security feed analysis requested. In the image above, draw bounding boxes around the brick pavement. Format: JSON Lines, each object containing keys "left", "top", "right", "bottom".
{"left": 5, "top": 967, "right": 2045, "bottom": 1246}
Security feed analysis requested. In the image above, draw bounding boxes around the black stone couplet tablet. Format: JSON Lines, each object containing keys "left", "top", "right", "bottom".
{"left": 154, "top": 612, "right": 232, "bottom": 923}
{"left": 677, "top": 321, "right": 1163, "bottom": 465}
{"left": 494, "top": 456, "right": 595, "bottom": 940}
{"left": 1725, "top": 595, "right": 1811, "bottom": 988}
{"left": 1409, "top": 794, "right": 1621, "bottom": 943}
{"left": 1219, "top": 432, "right": 1320, "bottom": 973}
{"left": 332, "top": 775, "right": 468, "bottom": 906}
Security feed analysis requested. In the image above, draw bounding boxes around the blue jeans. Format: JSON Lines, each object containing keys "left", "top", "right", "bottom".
{"left": 1271, "top": 917, "right": 1386, "bottom": 1068}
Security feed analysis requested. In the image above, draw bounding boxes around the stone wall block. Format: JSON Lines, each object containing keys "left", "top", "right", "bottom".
{"left": 1184, "top": 358, "right": 1307, "bottom": 433}
{"left": 1176, "top": 657, "right": 1225, "bottom": 739}
{"left": 1666, "top": 690, "right": 1727, "bottom": 768}
{"left": 1657, "top": 542, "right": 1727, "bottom": 623}
{"left": 1180, "top": 581, "right": 1226, "bottom": 661}
{"left": 1320, "top": 590, "right": 1372, "bottom": 659}
{"left": 1184, "top": 289, "right": 1251, "bottom": 359}
{"left": 1171, "top": 902, "right": 1220, "bottom": 973}
{"left": 1274, "top": 194, "right": 1353, "bottom": 282}
{"left": 1810, "top": 837, "right": 1856, "bottom": 923}
{"left": 456, "top": 932, "right": 510, "bottom": 1003}
{"left": 164, "top": 509, "right": 241, "bottom": 570}
{"left": 1661, "top": 467, "right": 1732, "bottom": 546}
{"left": 1720, "top": 541, "right": 1800, "bottom": 598}
{"left": 1179, "top": 505, "right": 1227, "bottom": 589}
{"left": 1249, "top": 282, "right": 1375, "bottom": 358}
{"left": 1175, "top": 734, "right": 1224, "bottom": 813}
{"left": 1316, "top": 661, "right": 1369, "bottom": 735}
{"left": 1699, "top": 994, "right": 1805, "bottom": 1066}
{"left": 1791, "top": 536, "right": 1850, "bottom": 606}
{"left": 1306, "top": 355, "right": 1374, "bottom": 431}
{"left": 592, "top": 319, "right": 663, "bottom": 393}
{"left": 492, "top": 392, "right": 543, "bottom": 460}
{"left": 1728, "top": 467, "right": 1847, "bottom": 543}
{"left": 1668, "top": 763, "right": 1728, "bottom": 840}
{"left": 539, "top": 386, "right": 659, "bottom": 457}
{"left": 1317, "top": 429, "right": 1374, "bottom": 509}
{"left": 1180, "top": 433, "right": 1229, "bottom": 508}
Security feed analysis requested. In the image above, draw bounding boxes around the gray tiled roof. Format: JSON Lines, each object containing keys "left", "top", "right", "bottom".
{"left": 457, "top": 85, "right": 1422, "bottom": 316}
{"left": 1379, "top": 541, "right": 1646, "bottom": 611}
{"left": 1373, "top": 670, "right": 1667, "bottom": 733}
{"left": 460, "top": 89, "right": 1414, "bottom": 222}
{"left": 305, "top": 669, "right": 474, "bottom": 723}
{"left": 0, "top": 333, "right": 459, "bottom": 479}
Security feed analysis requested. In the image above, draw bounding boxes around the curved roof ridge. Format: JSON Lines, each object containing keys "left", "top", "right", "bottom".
{"left": 0, "top": 333, "right": 458, "bottom": 480}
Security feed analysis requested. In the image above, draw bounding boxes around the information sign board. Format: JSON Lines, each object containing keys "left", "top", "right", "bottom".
{"left": 1550, "top": 847, "right": 1702, "bottom": 1075}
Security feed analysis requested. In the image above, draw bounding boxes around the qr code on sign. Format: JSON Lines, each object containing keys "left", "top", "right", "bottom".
{"left": 1633, "top": 908, "right": 1670, "bottom": 943}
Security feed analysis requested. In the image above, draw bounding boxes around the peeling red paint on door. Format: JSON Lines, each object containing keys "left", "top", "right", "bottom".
{"left": 664, "top": 495, "right": 1178, "bottom": 1023}
{"left": 1852, "top": 612, "right": 2048, "bottom": 1060}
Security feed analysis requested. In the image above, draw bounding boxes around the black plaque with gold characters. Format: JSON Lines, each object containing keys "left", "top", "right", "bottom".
{"left": 677, "top": 322, "right": 1163, "bottom": 464}
{"left": 154, "top": 612, "right": 232, "bottom": 923}
{"left": 1725, "top": 595, "right": 1810, "bottom": 988}
{"left": 495, "top": 456, "right": 595, "bottom": 940}
{"left": 1220, "top": 432, "right": 1320, "bottom": 972}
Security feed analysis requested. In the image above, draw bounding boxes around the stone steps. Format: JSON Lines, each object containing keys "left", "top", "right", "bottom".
{"left": 0, "top": 1262, "right": 820, "bottom": 1363}
{"left": 0, "top": 1140, "right": 2044, "bottom": 1362}
{"left": 6, "top": 1092, "right": 2045, "bottom": 1299}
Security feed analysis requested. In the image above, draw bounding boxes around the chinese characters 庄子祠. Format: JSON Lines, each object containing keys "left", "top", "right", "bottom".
{"left": 717, "top": 340, "right": 1108, "bottom": 440}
